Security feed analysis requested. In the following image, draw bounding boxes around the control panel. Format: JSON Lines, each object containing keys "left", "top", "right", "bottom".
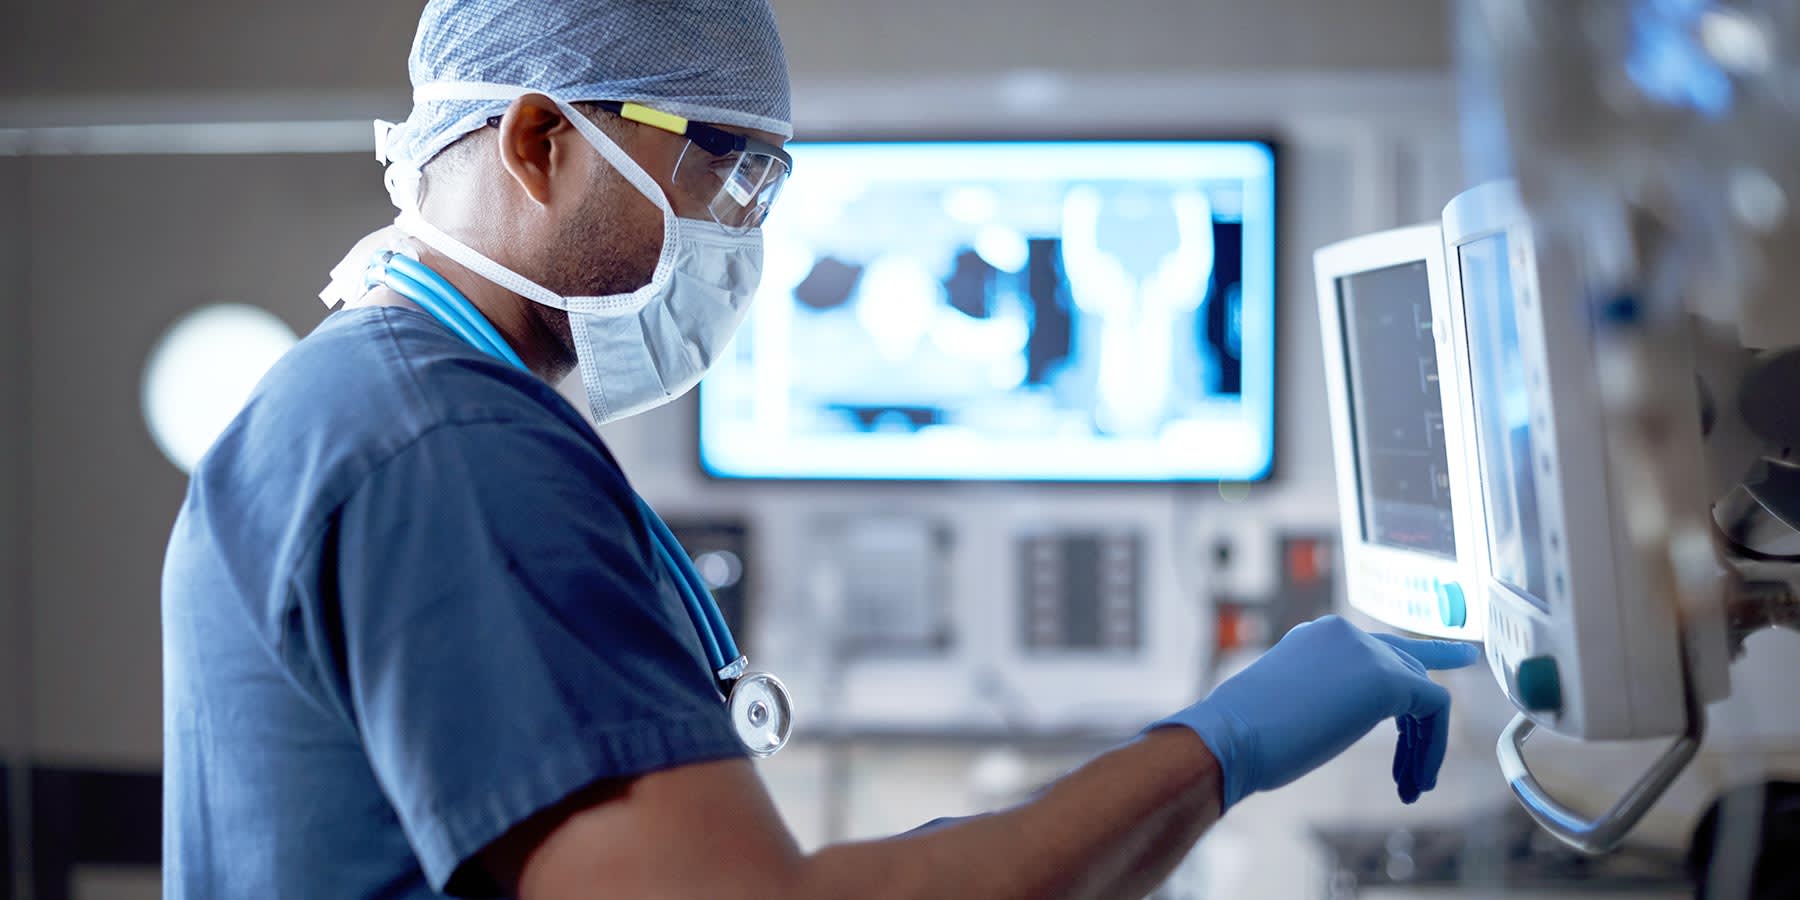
{"left": 1017, "top": 531, "right": 1144, "bottom": 653}
{"left": 1350, "top": 562, "right": 1470, "bottom": 631}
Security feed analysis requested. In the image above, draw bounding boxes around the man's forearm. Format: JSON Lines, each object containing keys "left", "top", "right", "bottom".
{"left": 794, "top": 728, "right": 1221, "bottom": 900}
{"left": 500, "top": 619, "right": 1471, "bottom": 900}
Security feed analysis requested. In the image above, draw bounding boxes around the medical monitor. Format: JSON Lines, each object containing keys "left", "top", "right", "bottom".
{"left": 1442, "top": 181, "right": 1690, "bottom": 741}
{"left": 1314, "top": 225, "right": 1485, "bottom": 640}
{"left": 696, "top": 139, "right": 1277, "bottom": 482}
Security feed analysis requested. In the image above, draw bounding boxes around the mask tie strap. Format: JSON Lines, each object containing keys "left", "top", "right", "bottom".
{"left": 411, "top": 82, "right": 675, "bottom": 217}
{"left": 404, "top": 82, "right": 680, "bottom": 308}
{"left": 392, "top": 209, "right": 572, "bottom": 312}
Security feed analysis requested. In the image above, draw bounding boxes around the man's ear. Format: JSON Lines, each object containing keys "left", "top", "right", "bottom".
{"left": 494, "top": 93, "right": 571, "bottom": 206}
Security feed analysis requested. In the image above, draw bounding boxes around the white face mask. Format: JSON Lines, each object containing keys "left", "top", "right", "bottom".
{"left": 378, "top": 83, "right": 765, "bottom": 424}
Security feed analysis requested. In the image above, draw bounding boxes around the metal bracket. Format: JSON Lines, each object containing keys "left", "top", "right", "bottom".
{"left": 715, "top": 654, "right": 750, "bottom": 687}
{"left": 1496, "top": 686, "right": 1705, "bottom": 855}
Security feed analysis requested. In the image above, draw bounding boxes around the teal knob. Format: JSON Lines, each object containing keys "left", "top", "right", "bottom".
{"left": 1515, "top": 656, "right": 1563, "bottom": 713}
{"left": 1436, "top": 581, "right": 1468, "bottom": 629}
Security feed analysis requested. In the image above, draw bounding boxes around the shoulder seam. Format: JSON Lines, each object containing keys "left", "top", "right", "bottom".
{"left": 282, "top": 416, "right": 554, "bottom": 590}
{"left": 273, "top": 415, "right": 572, "bottom": 720}
{"left": 372, "top": 307, "right": 437, "bottom": 424}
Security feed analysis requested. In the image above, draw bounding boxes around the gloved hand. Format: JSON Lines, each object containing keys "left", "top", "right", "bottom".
{"left": 1153, "top": 615, "right": 1480, "bottom": 810}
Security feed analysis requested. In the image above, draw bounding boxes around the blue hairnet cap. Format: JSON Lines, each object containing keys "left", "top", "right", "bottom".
{"left": 383, "top": 0, "right": 793, "bottom": 171}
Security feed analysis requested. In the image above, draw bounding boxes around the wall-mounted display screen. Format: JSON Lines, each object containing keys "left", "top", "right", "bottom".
{"left": 1336, "top": 261, "right": 1456, "bottom": 559}
{"left": 698, "top": 140, "right": 1277, "bottom": 481}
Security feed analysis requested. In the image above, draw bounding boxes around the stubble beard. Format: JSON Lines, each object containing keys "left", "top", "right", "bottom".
{"left": 527, "top": 172, "right": 664, "bottom": 377}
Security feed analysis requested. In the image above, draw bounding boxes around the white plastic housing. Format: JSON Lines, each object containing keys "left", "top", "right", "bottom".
{"left": 1314, "top": 225, "right": 1487, "bottom": 640}
{"left": 1442, "top": 181, "right": 1689, "bottom": 741}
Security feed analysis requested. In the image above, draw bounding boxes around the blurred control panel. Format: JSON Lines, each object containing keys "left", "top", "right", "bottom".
{"left": 1017, "top": 531, "right": 1144, "bottom": 653}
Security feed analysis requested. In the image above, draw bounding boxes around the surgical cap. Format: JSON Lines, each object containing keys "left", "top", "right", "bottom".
{"left": 380, "top": 0, "right": 793, "bottom": 172}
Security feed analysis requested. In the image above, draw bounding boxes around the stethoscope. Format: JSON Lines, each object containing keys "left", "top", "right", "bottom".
{"left": 367, "top": 251, "right": 793, "bottom": 758}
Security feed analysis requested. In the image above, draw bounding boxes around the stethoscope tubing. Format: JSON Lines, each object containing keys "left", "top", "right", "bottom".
{"left": 367, "top": 255, "right": 742, "bottom": 676}
{"left": 637, "top": 498, "right": 741, "bottom": 664}
{"left": 385, "top": 253, "right": 529, "bottom": 371}
{"left": 376, "top": 267, "right": 504, "bottom": 361}
{"left": 637, "top": 498, "right": 731, "bottom": 670}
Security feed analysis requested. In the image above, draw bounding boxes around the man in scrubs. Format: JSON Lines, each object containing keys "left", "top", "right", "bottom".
{"left": 161, "top": 1, "right": 1479, "bottom": 896}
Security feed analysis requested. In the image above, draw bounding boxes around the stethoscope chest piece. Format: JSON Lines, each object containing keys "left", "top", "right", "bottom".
{"left": 727, "top": 671, "right": 793, "bottom": 758}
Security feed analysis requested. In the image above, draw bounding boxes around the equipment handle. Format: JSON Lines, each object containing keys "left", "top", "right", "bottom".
{"left": 1496, "top": 709, "right": 1704, "bottom": 854}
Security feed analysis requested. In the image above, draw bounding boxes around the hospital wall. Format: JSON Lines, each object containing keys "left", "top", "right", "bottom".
{"left": 0, "top": 2, "right": 1464, "bottom": 898}
{"left": 1, "top": 156, "right": 31, "bottom": 900}
{"left": 0, "top": 0, "right": 1452, "bottom": 103}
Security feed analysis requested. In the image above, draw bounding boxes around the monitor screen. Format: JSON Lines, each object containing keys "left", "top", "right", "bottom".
{"left": 1336, "top": 261, "right": 1456, "bottom": 559}
{"left": 697, "top": 140, "right": 1277, "bottom": 481}
{"left": 1458, "top": 234, "right": 1549, "bottom": 605}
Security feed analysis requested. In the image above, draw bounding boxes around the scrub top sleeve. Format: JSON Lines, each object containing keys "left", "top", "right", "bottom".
{"left": 326, "top": 419, "right": 745, "bottom": 895}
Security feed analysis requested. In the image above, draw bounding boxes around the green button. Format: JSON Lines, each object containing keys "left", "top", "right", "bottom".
{"left": 1436, "top": 581, "right": 1468, "bottom": 628}
{"left": 1515, "top": 656, "right": 1563, "bottom": 713}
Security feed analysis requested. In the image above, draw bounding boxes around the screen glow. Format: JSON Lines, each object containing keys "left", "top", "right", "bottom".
{"left": 698, "top": 140, "right": 1277, "bottom": 482}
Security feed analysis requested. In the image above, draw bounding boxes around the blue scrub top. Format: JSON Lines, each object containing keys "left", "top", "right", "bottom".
{"left": 161, "top": 306, "right": 745, "bottom": 898}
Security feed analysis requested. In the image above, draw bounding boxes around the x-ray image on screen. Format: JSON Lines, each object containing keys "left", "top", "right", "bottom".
{"left": 698, "top": 141, "right": 1277, "bottom": 482}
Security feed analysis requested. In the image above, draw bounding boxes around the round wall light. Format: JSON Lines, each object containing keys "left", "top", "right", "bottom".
{"left": 142, "top": 304, "right": 298, "bottom": 474}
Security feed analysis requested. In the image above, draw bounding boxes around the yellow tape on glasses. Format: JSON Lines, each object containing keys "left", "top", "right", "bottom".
{"left": 619, "top": 103, "right": 690, "bottom": 136}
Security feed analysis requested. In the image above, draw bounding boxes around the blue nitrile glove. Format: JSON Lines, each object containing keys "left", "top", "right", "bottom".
{"left": 1153, "top": 615, "right": 1480, "bottom": 810}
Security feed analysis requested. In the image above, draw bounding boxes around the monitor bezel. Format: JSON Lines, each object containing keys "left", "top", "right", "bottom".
{"left": 1313, "top": 223, "right": 1486, "bottom": 640}
{"left": 693, "top": 134, "right": 1282, "bottom": 486}
{"left": 1441, "top": 180, "right": 1687, "bottom": 739}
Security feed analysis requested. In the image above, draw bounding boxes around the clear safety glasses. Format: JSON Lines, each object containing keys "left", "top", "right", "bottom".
{"left": 596, "top": 100, "right": 791, "bottom": 233}
{"left": 486, "top": 101, "right": 790, "bottom": 231}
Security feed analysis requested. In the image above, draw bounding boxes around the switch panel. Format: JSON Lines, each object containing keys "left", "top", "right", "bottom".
{"left": 1017, "top": 531, "right": 1144, "bottom": 653}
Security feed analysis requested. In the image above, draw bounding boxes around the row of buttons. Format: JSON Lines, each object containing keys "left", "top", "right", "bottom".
{"left": 1487, "top": 604, "right": 1562, "bottom": 714}
{"left": 1354, "top": 563, "right": 1467, "bottom": 629}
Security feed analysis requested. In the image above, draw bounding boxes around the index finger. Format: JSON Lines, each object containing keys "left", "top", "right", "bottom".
{"left": 1373, "top": 633, "right": 1482, "bottom": 671}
